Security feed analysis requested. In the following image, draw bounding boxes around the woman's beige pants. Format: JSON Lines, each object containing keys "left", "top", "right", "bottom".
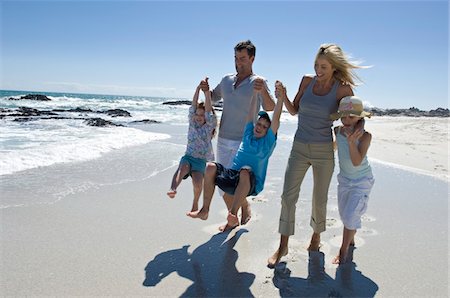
{"left": 278, "top": 141, "right": 335, "bottom": 236}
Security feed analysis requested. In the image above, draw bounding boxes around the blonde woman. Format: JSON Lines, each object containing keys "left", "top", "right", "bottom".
{"left": 268, "top": 44, "right": 367, "bottom": 268}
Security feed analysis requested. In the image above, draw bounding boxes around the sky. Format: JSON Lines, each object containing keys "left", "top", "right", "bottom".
{"left": 1, "top": 0, "right": 448, "bottom": 110}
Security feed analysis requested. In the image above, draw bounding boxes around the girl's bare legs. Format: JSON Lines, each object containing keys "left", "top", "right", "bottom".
{"left": 187, "top": 162, "right": 217, "bottom": 220}
{"left": 268, "top": 234, "right": 289, "bottom": 268}
{"left": 333, "top": 227, "right": 357, "bottom": 264}
{"left": 189, "top": 171, "right": 203, "bottom": 213}
{"left": 167, "top": 163, "right": 190, "bottom": 198}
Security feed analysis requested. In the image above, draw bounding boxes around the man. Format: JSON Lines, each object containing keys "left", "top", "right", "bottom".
{"left": 199, "top": 40, "right": 275, "bottom": 225}
{"left": 188, "top": 82, "right": 284, "bottom": 231}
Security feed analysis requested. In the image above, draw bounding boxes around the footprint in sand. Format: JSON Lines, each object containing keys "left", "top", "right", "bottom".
{"left": 361, "top": 214, "right": 376, "bottom": 222}
{"left": 328, "top": 204, "right": 339, "bottom": 212}
{"left": 329, "top": 235, "right": 366, "bottom": 248}
{"left": 251, "top": 195, "right": 268, "bottom": 203}
{"left": 359, "top": 227, "right": 378, "bottom": 236}
{"left": 326, "top": 217, "right": 343, "bottom": 229}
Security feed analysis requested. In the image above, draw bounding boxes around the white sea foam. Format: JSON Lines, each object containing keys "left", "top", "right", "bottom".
{"left": 0, "top": 125, "right": 170, "bottom": 176}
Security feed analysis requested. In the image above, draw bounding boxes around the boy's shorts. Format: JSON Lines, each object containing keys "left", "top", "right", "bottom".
{"left": 180, "top": 155, "right": 207, "bottom": 179}
{"left": 214, "top": 162, "right": 257, "bottom": 196}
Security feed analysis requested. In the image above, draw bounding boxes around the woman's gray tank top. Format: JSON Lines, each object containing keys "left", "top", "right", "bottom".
{"left": 294, "top": 77, "right": 339, "bottom": 143}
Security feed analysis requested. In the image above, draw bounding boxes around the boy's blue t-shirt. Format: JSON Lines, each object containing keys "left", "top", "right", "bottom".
{"left": 231, "top": 122, "right": 277, "bottom": 194}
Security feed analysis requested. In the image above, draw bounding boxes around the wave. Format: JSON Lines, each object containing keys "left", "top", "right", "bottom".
{"left": 0, "top": 127, "right": 170, "bottom": 176}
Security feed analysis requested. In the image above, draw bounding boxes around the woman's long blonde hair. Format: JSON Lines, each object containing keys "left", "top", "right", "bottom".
{"left": 316, "top": 43, "right": 369, "bottom": 88}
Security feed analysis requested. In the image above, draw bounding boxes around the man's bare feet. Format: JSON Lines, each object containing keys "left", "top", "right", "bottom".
{"left": 240, "top": 203, "right": 252, "bottom": 225}
{"left": 186, "top": 208, "right": 208, "bottom": 220}
{"left": 167, "top": 189, "right": 177, "bottom": 199}
{"left": 307, "top": 233, "right": 321, "bottom": 251}
{"left": 267, "top": 247, "right": 288, "bottom": 268}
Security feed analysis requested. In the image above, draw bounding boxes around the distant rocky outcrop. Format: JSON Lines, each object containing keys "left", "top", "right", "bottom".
{"left": 162, "top": 100, "right": 192, "bottom": 106}
{"left": 8, "top": 94, "right": 52, "bottom": 101}
{"left": 130, "top": 119, "right": 161, "bottom": 124}
{"left": 368, "top": 107, "right": 449, "bottom": 117}
{"left": 162, "top": 100, "right": 223, "bottom": 108}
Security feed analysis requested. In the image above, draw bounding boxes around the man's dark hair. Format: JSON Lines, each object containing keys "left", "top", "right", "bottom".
{"left": 234, "top": 40, "right": 256, "bottom": 57}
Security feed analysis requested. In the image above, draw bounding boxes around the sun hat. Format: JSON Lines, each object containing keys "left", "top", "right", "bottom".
{"left": 258, "top": 110, "right": 271, "bottom": 124}
{"left": 330, "top": 96, "right": 372, "bottom": 120}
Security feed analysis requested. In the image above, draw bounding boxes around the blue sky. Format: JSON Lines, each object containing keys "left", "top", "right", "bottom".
{"left": 1, "top": 0, "right": 448, "bottom": 110}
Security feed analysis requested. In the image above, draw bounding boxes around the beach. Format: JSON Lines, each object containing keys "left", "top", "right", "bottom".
{"left": 1, "top": 116, "right": 448, "bottom": 296}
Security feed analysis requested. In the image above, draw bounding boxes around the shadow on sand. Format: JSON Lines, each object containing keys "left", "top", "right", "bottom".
{"left": 273, "top": 248, "right": 378, "bottom": 297}
{"left": 143, "top": 229, "right": 255, "bottom": 297}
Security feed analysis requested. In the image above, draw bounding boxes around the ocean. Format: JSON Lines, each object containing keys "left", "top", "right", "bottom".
{"left": 0, "top": 90, "right": 193, "bottom": 176}
{"left": 0, "top": 90, "right": 193, "bottom": 208}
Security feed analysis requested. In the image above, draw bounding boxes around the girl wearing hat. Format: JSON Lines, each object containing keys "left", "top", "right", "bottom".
{"left": 331, "top": 96, "right": 374, "bottom": 264}
{"left": 268, "top": 44, "right": 367, "bottom": 268}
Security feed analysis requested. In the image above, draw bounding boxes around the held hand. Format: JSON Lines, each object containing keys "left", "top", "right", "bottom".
{"left": 274, "top": 80, "right": 286, "bottom": 99}
{"left": 200, "top": 77, "right": 210, "bottom": 92}
{"left": 253, "top": 77, "right": 265, "bottom": 94}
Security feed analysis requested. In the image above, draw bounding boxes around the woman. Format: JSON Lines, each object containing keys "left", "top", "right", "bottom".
{"left": 268, "top": 44, "right": 366, "bottom": 268}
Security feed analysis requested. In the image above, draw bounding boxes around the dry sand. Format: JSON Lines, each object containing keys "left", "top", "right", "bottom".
{"left": 365, "top": 116, "right": 449, "bottom": 180}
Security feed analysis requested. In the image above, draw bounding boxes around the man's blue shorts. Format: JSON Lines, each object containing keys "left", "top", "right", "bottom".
{"left": 180, "top": 155, "right": 207, "bottom": 179}
{"left": 214, "top": 162, "right": 256, "bottom": 196}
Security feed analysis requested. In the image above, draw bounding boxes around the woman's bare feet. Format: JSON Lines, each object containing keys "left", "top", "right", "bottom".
{"left": 167, "top": 189, "right": 177, "bottom": 199}
{"left": 186, "top": 208, "right": 209, "bottom": 220}
{"left": 307, "top": 233, "right": 321, "bottom": 251}
{"left": 267, "top": 247, "right": 288, "bottom": 268}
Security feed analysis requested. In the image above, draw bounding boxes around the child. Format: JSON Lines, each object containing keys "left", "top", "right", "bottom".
{"left": 188, "top": 81, "right": 284, "bottom": 232}
{"left": 330, "top": 96, "right": 375, "bottom": 264}
{"left": 167, "top": 78, "right": 217, "bottom": 214}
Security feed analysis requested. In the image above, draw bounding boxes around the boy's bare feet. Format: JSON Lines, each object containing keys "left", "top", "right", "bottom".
{"left": 267, "top": 247, "right": 288, "bottom": 268}
{"left": 167, "top": 189, "right": 177, "bottom": 198}
{"left": 241, "top": 204, "right": 252, "bottom": 225}
{"left": 186, "top": 208, "right": 209, "bottom": 220}
{"left": 307, "top": 233, "right": 321, "bottom": 251}
{"left": 219, "top": 212, "right": 239, "bottom": 232}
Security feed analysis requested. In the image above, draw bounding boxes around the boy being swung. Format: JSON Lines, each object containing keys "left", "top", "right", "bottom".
{"left": 188, "top": 81, "right": 285, "bottom": 231}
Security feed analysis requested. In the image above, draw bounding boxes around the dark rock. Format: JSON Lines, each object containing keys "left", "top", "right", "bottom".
{"left": 102, "top": 109, "right": 131, "bottom": 117}
{"left": 130, "top": 119, "right": 161, "bottom": 124}
{"left": 13, "top": 117, "right": 35, "bottom": 122}
{"left": 429, "top": 108, "right": 449, "bottom": 117}
{"left": 9, "top": 107, "right": 58, "bottom": 117}
{"left": 162, "top": 100, "right": 192, "bottom": 106}
{"left": 83, "top": 118, "right": 122, "bottom": 127}
{"left": 7, "top": 94, "right": 52, "bottom": 101}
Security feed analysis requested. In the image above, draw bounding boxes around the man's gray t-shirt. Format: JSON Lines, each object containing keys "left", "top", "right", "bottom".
{"left": 212, "top": 73, "right": 269, "bottom": 141}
